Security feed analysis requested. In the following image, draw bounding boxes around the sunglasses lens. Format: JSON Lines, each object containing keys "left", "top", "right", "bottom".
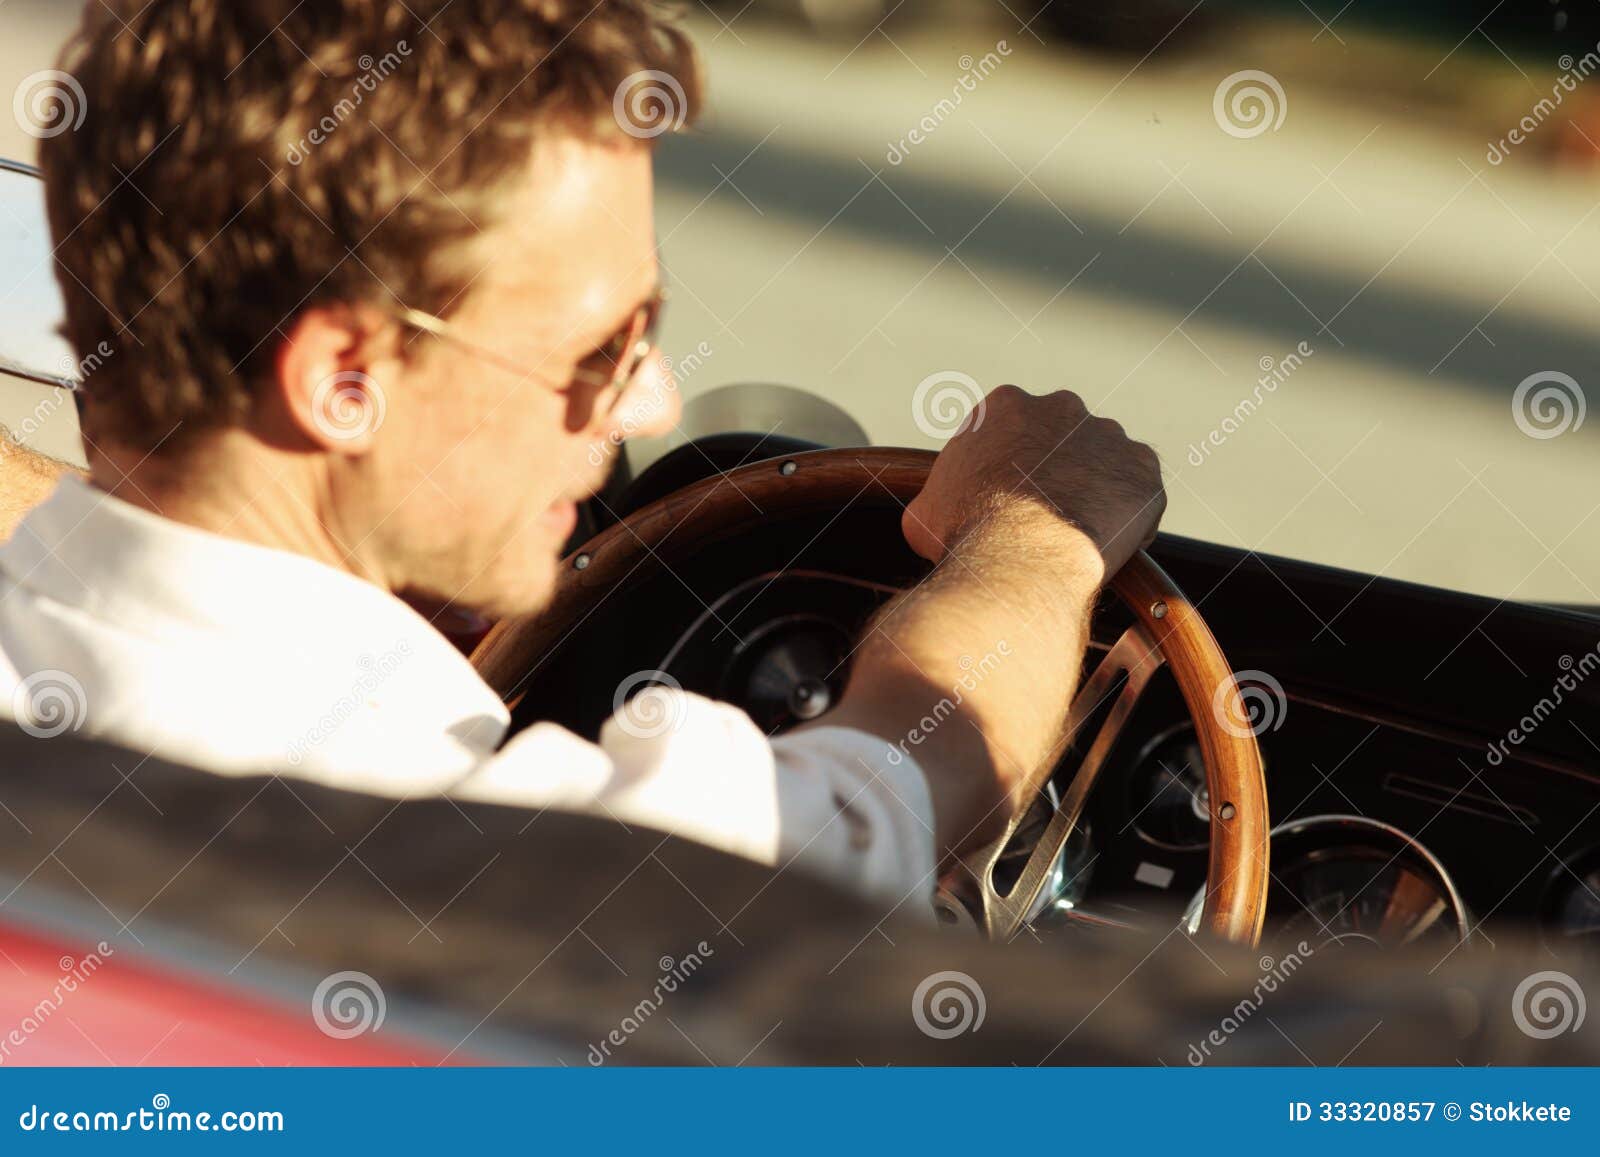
{"left": 572, "top": 289, "right": 667, "bottom": 416}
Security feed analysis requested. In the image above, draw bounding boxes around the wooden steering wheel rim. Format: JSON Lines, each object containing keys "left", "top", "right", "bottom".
{"left": 471, "top": 447, "right": 1269, "bottom": 946}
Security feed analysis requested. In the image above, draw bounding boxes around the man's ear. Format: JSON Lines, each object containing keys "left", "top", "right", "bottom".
{"left": 271, "top": 306, "right": 394, "bottom": 454}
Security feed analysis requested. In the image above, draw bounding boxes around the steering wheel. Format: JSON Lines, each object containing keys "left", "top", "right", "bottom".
{"left": 472, "top": 448, "right": 1270, "bottom": 946}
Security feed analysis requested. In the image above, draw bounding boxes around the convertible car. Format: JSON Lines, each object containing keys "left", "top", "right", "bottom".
{"left": 2, "top": 294, "right": 1598, "bottom": 1066}
{"left": 1, "top": 406, "right": 1597, "bottom": 1064}
{"left": 1, "top": 10, "right": 1598, "bottom": 1060}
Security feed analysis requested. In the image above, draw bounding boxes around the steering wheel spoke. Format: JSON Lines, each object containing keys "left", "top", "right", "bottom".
{"left": 969, "top": 624, "right": 1165, "bottom": 942}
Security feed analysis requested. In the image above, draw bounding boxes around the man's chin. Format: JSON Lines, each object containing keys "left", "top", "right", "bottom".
{"left": 470, "top": 555, "right": 561, "bottom": 624}
{"left": 400, "top": 560, "right": 557, "bottom": 636}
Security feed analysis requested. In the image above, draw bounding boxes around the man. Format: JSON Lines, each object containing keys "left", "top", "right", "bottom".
{"left": 1, "top": 1, "right": 1162, "bottom": 912}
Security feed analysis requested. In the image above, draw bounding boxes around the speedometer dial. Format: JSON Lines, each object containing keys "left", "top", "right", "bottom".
{"left": 1187, "top": 815, "right": 1470, "bottom": 950}
{"left": 1269, "top": 816, "right": 1468, "bottom": 951}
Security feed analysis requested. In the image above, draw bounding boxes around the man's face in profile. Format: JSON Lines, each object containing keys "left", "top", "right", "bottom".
{"left": 32, "top": 2, "right": 702, "bottom": 626}
{"left": 347, "top": 136, "right": 676, "bottom": 620}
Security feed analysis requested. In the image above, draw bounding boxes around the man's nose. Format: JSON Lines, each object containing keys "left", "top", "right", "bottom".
{"left": 603, "top": 347, "right": 681, "bottom": 441}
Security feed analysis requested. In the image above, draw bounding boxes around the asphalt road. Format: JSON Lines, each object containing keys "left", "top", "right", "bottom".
{"left": 4, "top": 3, "right": 1600, "bottom": 605}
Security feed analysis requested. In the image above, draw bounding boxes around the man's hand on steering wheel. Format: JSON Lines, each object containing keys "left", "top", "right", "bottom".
{"left": 812, "top": 386, "right": 1167, "bottom": 861}
{"left": 901, "top": 385, "right": 1167, "bottom": 579}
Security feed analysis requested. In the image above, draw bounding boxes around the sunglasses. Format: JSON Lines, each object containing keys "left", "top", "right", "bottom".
{"left": 391, "top": 285, "right": 667, "bottom": 419}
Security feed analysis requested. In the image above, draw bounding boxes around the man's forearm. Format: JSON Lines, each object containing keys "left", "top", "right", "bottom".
{"left": 812, "top": 506, "right": 1107, "bottom": 860}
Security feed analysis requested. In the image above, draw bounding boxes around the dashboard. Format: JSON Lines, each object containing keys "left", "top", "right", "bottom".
{"left": 1122, "top": 535, "right": 1600, "bottom": 966}
{"left": 513, "top": 470, "right": 1600, "bottom": 967}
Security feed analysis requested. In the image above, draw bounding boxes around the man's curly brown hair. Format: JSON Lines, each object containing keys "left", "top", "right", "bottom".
{"left": 38, "top": 0, "right": 701, "bottom": 451}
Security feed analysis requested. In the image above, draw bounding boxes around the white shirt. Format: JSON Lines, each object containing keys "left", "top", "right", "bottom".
{"left": 0, "top": 479, "right": 937, "bottom": 909}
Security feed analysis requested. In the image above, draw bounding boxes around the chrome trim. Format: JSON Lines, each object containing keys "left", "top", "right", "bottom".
{"left": 0, "top": 157, "right": 43, "bottom": 180}
{"left": 0, "top": 356, "right": 78, "bottom": 392}
{"left": 1186, "top": 813, "right": 1471, "bottom": 945}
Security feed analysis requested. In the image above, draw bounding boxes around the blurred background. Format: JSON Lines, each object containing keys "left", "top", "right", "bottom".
{"left": 4, "top": 0, "right": 1600, "bottom": 604}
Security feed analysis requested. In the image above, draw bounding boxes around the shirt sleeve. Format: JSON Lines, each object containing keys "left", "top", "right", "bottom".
{"left": 462, "top": 688, "right": 937, "bottom": 914}
{"left": 764, "top": 724, "right": 939, "bottom": 915}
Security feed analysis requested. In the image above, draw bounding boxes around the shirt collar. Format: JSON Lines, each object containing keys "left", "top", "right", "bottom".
{"left": 1, "top": 476, "right": 510, "bottom": 751}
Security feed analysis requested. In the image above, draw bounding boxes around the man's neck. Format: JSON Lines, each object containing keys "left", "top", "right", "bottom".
{"left": 87, "top": 430, "right": 391, "bottom": 589}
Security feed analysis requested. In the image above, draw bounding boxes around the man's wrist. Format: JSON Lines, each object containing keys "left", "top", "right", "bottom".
{"left": 953, "top": 498, "right": 1107, "bottom": 588}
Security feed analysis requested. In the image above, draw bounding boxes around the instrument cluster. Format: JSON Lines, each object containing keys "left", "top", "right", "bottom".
{"left": 639, "top": 562, "right": 1600, "bottom": 963}
{"left": 1107, "top": 709, "right": 1600, "bottom": 962}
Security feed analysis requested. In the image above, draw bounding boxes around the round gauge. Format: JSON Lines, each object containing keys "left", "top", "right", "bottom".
{"left": 1543, "top": 850, "right": 1600, "bottom": 960}
{"left": 1269, "top": 816, "right": 1468, "bottom": 951}
{"left": 1185, "top": 815, "right": 1469, "bottom": 950}
{"left": 1128, "top": 722, "right": 1212, "bottom": 850}
{"left": 719, "top": 615, "right": 852, "bottom": 733}
{"left": 658, "top": 571, "right": 893, "bottom": 735}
